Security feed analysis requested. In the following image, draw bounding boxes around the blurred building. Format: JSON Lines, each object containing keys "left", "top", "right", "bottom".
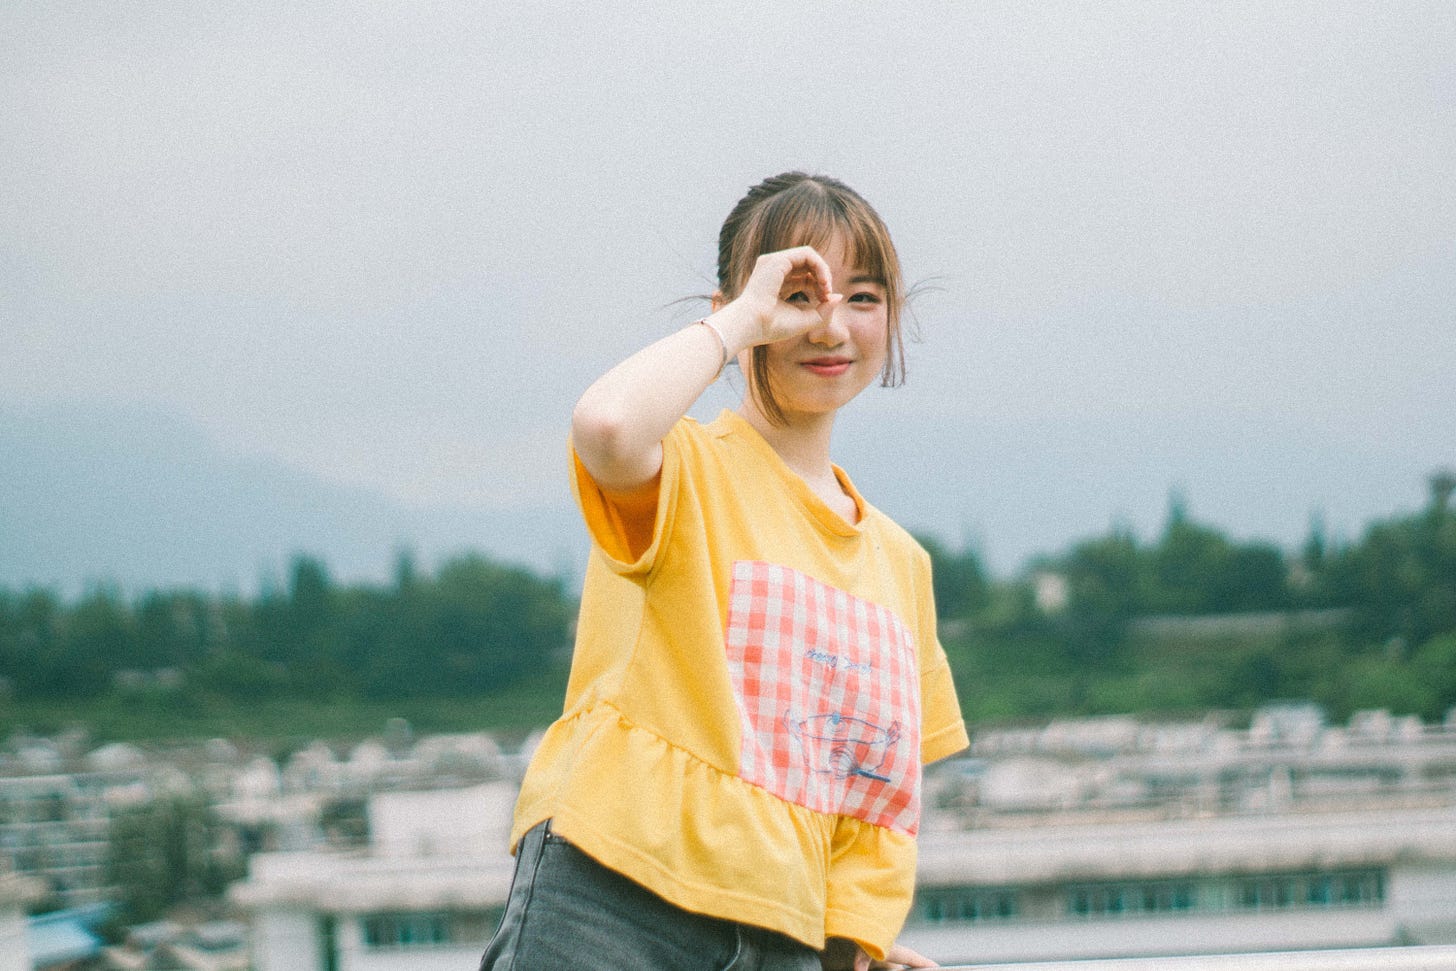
{"left": 0, "top": 736, "right": 154, "bottom": 910}
{"left": 906, "top": 705, "right": 1456, "bottom": 964}
{"left": 0, "top": 724, "right": 509, "bottom": 916}
{"left": 228, "top": 707, "right": 1456, "bottom": 969}
{"left": 906, "top": 804, "right": 1456, "bottom": 964}
{"left": 232, "top": 782, "right": 517, "bottom": 971}
{"left": 101, "top": 918, "right": 249, "bottom": 971}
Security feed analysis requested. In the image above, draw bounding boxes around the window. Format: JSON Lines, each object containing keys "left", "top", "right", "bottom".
{"left": 1066, "top": 868, "right": 1385, "bottom": 919}
{"left": 357, "top": 909, "right": 497, "bottom": 949}
{"left": 1235, "top": 869, "right": 1383, "bottom": 911}
{"left": 1067, "top": 879, "right": 1196, "bottom": 918}
{"left": 1238, "top": 875, "right": 1299, "bottom": 910}
{"left": 361, "top": 912, "right": 451, "bottom": 949}
{"left": 916, "top": 887, "right": 1019, "bottom": 923}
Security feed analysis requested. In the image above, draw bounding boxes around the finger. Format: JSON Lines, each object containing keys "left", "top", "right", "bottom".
{"left": 779, "top": 276, "right": 839, "bottom": 319}
{"left": 779, "top": 245, "right": 834, "bottom": 300}
{"left": 781, "top": 265, "right": 818, "bottom": 297}
{"left": 753, "top": 249, "right": 809, "bottom": 290}
{"left": 883, "top": 943, "right": 937, "bottom": 968}
{"left": 801, "top": 246, "right": 835, "bottom": 300}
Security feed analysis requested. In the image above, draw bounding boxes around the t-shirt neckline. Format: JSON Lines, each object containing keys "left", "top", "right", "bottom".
{"left": 710, "top": 409, "right": 866, "bottom": 538}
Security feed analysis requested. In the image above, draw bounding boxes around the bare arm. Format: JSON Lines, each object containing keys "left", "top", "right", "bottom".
{"left": 571, "top": 246, "right": 840, "bottom": 492}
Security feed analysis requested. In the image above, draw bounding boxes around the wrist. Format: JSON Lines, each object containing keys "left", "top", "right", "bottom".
{"left": 694, "top": 317, "right": 729, "bottom": 377}
{"left": 703, "top": 302, "right": 759, "bottom": 359}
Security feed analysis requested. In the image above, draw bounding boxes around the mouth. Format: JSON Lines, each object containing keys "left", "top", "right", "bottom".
{"left": 800, "top": 357, "right": 853, "bottom": 377}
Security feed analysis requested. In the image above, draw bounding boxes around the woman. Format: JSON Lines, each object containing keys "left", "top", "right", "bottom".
{"left": 479, "top": 172, "right": 968, "bottom": 971}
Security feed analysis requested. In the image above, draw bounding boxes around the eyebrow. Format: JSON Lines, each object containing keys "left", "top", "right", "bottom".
{"left": 847, "top": 274, "right": 886, "bottom": 286}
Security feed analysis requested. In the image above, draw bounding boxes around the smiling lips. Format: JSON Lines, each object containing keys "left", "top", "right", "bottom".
{"left": 801, "top": 357, "right": 853, "bottom": 377}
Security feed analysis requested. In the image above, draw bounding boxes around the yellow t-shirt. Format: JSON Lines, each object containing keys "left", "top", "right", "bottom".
{"left": 510, "top": 410, "right": 968, "bottom": 957}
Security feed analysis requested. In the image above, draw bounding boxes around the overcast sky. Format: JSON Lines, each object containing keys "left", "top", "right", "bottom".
{"left": 3, "top": 2, "right": 1453, "bottom": 581}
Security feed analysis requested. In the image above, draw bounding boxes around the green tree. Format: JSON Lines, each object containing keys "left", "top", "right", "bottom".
{"left": 916, "top": 534, "right": 990, "bottom": 619}
{"left": 1324, "top": 474, "right": 1456, "bottom": 645}
{"left": 1143, "top": 493, "right": 1291, "bottom": 615}
{"left": 283, "top": 555, "right": 351, "bottom": 695}
{"left": 134, "top": 591, "right": 212, "bottom": 670}
{"left": 1411, "top": 633, "right": 1456, "bottom": 719}
{"left": 106, "top": 794, "right": 245, "bottom": 923}
{"left": 42, "top": 586, "right": 133, "bottom": 698}
{"left": 0, "top": 589, "right": 61, "bottom": 697}
{"left": 358, "top": 553, "right": 572, "bottom": 699}
{"left": 1061, "top": 528, "right": 1141, "bottom": 663}
{"left": 1212, "top": 543, "right": 1290, "bottom": 613}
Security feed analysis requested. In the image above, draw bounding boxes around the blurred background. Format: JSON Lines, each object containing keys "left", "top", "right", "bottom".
{"left": 1, "top": 2, "right": 1453, "bottom": 969}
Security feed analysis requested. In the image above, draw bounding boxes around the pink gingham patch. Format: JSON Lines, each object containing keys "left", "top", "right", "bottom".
{"left": 724, "top": 560, "right": 922, "bottom": 834}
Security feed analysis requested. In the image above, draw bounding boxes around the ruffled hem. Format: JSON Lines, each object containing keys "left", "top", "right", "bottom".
{"left": 510, "top": 704, "right": 916, "bottom": 953}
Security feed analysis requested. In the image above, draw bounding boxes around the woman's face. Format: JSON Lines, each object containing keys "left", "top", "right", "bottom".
{"left": 747, "top": 232, "right": 890, "bottom": 422}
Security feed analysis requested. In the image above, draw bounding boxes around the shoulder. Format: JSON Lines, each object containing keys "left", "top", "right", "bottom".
{"left": 663, "top": 414, "right": 736, "bottom": 470}
{"left": 862, "top": 505, "right": 932, "bottom": 565}
{"left": 856, "top": 508, "right": 936, "bottom": 605}
{"left": 669, "top": 412, "right": 748, "bottom": 451}
{"left": 668, "top": 411, "right": 774, "bottom": 473}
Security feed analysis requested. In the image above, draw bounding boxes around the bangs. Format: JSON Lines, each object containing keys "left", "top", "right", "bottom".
{"left": 733, "top": 182, "right": 897, "bottom": 292}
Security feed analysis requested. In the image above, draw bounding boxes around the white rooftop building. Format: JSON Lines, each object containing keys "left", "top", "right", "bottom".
{"left": 905, "top": 805, "right": 1456, "bottom": 965}
{"left": 229, "top": 710, "right": 1456, "bottom": 970}
{"left": 232, "top": 782, "right": 517, "bottom": 971}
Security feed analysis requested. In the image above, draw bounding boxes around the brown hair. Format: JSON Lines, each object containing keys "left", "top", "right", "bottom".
{"left": 717, "top": 172, "right": 906, "bottom": 425}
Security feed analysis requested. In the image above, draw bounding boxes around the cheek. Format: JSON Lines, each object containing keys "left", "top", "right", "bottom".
{"left": 853, "top": 313, "right": 891, "bottom": 364}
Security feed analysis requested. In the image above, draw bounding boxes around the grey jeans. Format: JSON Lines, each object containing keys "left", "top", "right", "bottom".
{"left": 477, "top": 821, "right": 820, "bottom": 971}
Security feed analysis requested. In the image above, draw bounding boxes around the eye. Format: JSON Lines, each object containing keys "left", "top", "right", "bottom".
{"left": 786, "top": 291, "right": 810, "bottom": 304}
{"left": 847, "top": 291, "right": 882, "bottom": 304}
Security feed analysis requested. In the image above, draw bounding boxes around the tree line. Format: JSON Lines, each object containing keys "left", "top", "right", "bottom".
{"left": 924, "top": 471, "right": 1456, "bottom": 722}
{"left": 0, "top": 471, "right": 1451, "bottom": 725}
{"left": 0, "top": 552, "right": 573, "bottom": 704}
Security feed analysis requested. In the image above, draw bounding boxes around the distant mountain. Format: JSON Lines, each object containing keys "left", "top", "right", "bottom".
{"left": 0, "top": 401, "right": 584, "bottom": 597}
{"left": 3, "top": 398, "right": 1439, "bottom": 600}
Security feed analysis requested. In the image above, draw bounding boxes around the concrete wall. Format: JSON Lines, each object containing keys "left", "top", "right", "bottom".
{"left": 253, "top": 908, "right": 323, "bottom": 971}
{"left": 0, "top": 909, "right": 27, "bottom": 971}
{"left": 902, "top": 907, "right": 1401, "bottom": 967}
{"left": 1391, "top": 865, "right": 1456, "bottom": 944}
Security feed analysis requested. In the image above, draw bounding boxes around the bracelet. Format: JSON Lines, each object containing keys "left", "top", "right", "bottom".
{"left": 696, "top": 317, "right": 730, "bottom": 378}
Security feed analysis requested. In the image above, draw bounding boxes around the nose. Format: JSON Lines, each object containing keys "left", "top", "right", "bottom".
{"left": 806, "top": 301, "right": 850, "bottom": 347}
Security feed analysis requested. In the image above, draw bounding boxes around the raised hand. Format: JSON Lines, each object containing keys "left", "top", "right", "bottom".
{"left": 718, "top": 245, "right": 845, "bottom": 351}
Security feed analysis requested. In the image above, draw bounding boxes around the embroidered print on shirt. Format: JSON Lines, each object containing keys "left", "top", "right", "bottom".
{"left": 724, "top": 560, "right": 922, "bottom": 834}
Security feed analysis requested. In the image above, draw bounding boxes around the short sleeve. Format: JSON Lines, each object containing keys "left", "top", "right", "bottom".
{"left": 920, "top": 649, "right": 968, "bottom": 763}
{"left": 911, "top": 545, "right": 969, "bottom": 764}
{"left": 567, "top": 422, "right": 686, "bottom": 575}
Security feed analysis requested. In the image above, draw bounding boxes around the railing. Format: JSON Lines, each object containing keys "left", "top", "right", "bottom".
{"left": 944, "top": 945, "right": 1456, "bottom": 970}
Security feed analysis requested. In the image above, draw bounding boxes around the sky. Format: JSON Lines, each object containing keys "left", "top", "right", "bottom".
{"left": 3, "top": 1, "right": 1454, "bottom": 588}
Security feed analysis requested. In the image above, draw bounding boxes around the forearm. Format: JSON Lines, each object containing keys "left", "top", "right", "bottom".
{"left": 572, "top": 304, "right": 755, "bottom": 491}
{"left": 572, "top": 244, "right": 836, "bottom": 492}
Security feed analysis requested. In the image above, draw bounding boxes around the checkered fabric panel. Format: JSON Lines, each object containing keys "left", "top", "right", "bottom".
{"left": 724, "top": 560, "right": 923, "bottom": 834}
